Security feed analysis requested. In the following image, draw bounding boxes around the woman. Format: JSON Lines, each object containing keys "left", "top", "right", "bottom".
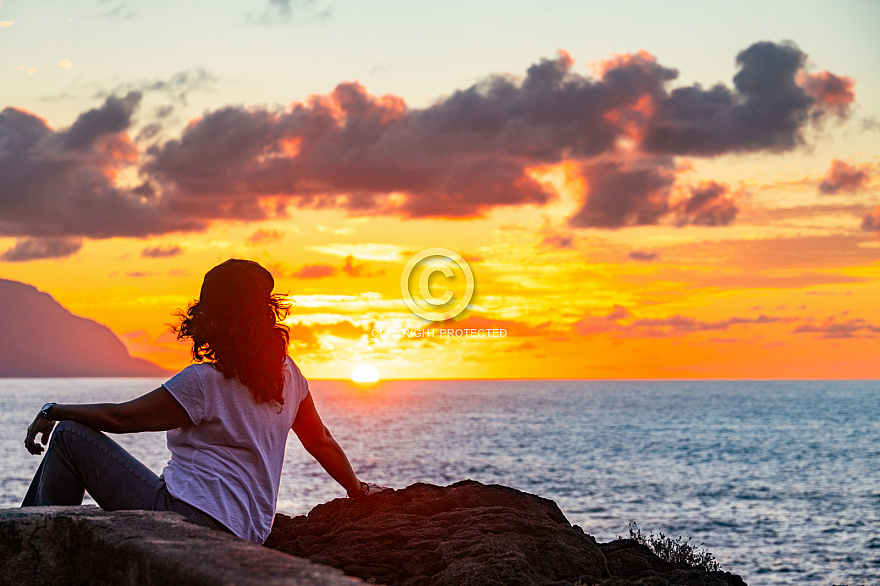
{"left": 22, "top": 258, "right": 374, "bottom": 544}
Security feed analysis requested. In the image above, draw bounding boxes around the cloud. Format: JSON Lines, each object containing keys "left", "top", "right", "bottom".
{"left": 0, "top": 21, "right": 13, "bottom": 28}
{"left": 273, "top": 254, "right": 384, "bottom": 279}
{"left": 801, "top": 71, "right": 855, "bottom": 118}
{"left": 573, "top": 305, "right": 631, "bottom": 335}
{"left": 313, "top": 320, "right": 370, "bottom": 339}
{"left": 862, "top": 205, "right": 880, "bottom": 231}
{"left": 341, "top": 255, "right": 384, "bottom": 277}
{"left": 794, "top": 318, "right": 880, "bottom": 338}
{"left": 97, "top": 67, "right": 217, "bottom": 102}
{"left": 287, "top": 321, "right": 320, "bottom": 349}
{"left": 58, "top": 58, "right": 73, "bottom": 71}
{"left": 247, "top": 0, "right": 332, "bottom": 25}
{"left": 341, "top": 255, "right": 366, "bottom": 277}
{"left": 246, "top": 228, "right": 284, "bottom": 245}
{"left": 0, "top": 94, "right": 204, "bottom": 240}
{"left": 629, "top": 313, "right": 783, "bottom": 333}
{"left": 642, "top": 41, "right": 850, "bottom": 155}
{"left": 100, "top": 1, "right": 137, "bottom": 22}
{"left": 141, "top": 244, "right": 183, "bottom": 258}
{"left": 0, "top": 41, "right": 855, "bottom": 256}
{"left": 290, "top": 263, "right": 336, "bottom": 279}
{"left": 0, "top": 237, "right": 82, "bottom": 262}
{"left": 540, "top": 234, "right": 574, "bottom": 249}
{"left": 142, "top": 79, "right": 557, "bottom": 220}
{"left": 569, "top": 159, "right": 675, "bottom": 228}
{"left": 306, "top": 243, "right": 407, "bottom": 261}
{"left": 673, "top": 181, "right": 738, "bottom": 227}
{"left": 573, "top": 305, "right": 786, "bottom": 338}
{"left": 819, "top": 159, "right": 872, "bottom": 194}
{"left": 628, "top": 250, "right": 658, "bottom": 261}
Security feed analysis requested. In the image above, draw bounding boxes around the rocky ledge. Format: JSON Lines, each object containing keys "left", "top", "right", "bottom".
{"left": 266, "top": 480, "right": 747, "bottom": 586}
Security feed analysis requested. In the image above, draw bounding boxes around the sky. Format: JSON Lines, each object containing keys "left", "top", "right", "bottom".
{"left": 1, "top": 0, "right": 879, "bottom": 379}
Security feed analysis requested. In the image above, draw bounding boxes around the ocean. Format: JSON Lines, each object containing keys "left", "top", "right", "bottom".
{"left": 1, "top": 378, "right": 877, "bottom": 585}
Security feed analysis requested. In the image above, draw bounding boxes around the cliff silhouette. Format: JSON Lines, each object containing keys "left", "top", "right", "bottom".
{"left": 0, "top": 278, "right": 168, "bottom": 377}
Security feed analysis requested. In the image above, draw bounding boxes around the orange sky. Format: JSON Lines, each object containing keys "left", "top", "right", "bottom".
{"left": 2, "top": 152, "right": 879, "bottom": 380}
{"left": 2, "top": 4, "right": 879, "bottom": 380}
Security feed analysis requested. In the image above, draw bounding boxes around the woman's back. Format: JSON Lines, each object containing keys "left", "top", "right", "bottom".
{"left": 162, "top": 356, "right": 310, "bottom": 543}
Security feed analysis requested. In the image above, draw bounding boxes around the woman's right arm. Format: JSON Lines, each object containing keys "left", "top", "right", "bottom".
{"left": 24, "top": 388, "right": 192, "bottom": 455}
{"left": 291, "top": 391, "right": 364, "bottom": 498}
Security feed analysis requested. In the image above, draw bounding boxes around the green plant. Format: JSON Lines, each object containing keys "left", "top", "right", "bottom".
{"left": 624, "top": 522, "right": 722, "bottom": 572}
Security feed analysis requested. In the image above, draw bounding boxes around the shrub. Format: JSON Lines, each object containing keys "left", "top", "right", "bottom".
{"left": 624, "top": 522, "right": 722, "bottom": 572}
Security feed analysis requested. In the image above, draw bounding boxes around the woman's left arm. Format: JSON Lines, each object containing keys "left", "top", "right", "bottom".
{"left": 24, "top": 387, "right": 191, "bottom": 455}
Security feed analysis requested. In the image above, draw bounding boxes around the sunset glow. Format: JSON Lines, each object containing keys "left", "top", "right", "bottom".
{"left": 351, "top": 364, "right": 380, "bottom": 384}
{"left": 1, "top": 1, "right": 878, "bottom": 380}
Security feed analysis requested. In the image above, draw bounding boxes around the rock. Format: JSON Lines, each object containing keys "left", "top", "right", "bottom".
{"left": 0, "top": 506, "right": 360, "bottom": 586}
{"left": 265, "top": 480, "right": 747, "bottom": 586}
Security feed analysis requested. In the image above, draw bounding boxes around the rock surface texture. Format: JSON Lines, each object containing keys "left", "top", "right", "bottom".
{"left": 0, "top": 506, "right": 360, "bottom": 586}
{"left": 266, "top": 481, "right": 747, "bottom": 586}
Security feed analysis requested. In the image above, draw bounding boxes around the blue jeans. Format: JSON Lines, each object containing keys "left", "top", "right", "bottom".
{"left": 21, "top": 421, "right": 230, "bottom": 534}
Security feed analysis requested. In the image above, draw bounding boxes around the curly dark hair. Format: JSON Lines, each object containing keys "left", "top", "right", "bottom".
{"left": 174, "top": 260, "right": 292, "bottom": 406}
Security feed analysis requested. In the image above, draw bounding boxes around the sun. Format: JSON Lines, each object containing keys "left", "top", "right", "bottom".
{"left": 351, "top": 363, "right": 380, "bottom": 383}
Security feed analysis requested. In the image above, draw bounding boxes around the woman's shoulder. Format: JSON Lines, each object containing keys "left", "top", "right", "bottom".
{"left": 175, "top": 361, "right": 220, "bottom": 377}
{"left": 165, "top": 362, "right": 223, "bottom": 387}
{"left": 284, "top": 356, "right": 310, "bottom": 402}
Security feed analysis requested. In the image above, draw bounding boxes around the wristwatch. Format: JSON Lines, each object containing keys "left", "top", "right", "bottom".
{"left": 40, "top": 402, "right": 56, "bottom": 420}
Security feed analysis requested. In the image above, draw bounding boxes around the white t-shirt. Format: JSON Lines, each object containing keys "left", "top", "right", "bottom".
{"left": 161, "top": 356, "right": 309, "bottom": 543}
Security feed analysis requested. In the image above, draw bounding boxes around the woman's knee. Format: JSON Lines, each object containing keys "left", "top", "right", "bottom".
{"left": 53, "top": 420, "right": 94, "bottom": 437}
{"left": 54, "top": 420, "right": 82, "bottom": 433}
{"left": 50, "top": 420, "right": 103, "bottom": 450}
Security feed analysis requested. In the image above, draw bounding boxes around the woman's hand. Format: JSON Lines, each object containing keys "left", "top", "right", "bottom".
{"left": 24, "top": 412, "right": 56, "bottom": 455}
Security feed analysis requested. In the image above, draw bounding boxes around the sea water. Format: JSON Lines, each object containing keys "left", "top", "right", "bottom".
{"left": 1, "top": 378, "right": 877, "bottom": 585}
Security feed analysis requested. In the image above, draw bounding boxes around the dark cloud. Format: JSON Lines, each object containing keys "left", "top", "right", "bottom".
{"left": 63, "top": 92, "right": 141, "bottom": 150}
{"left": 794, "top": 318, "right": 880, "bottom": 338}
{"left": 819, "top": 159, "right": 872, "bottom": 194}
{"left": 0, "top": 94, "right": 202, "bottom": 240}
{"left": 642, "top": 42, "right": 851, "bottom": 156}
{"left": 573, "top": 305, "right": 785, "bottom": 337}
{"left": 1, "top": 41, "right": 855, "bottom": 257}
{"left": 862, "top": 205, "right": 880, "bottom": 231}
{"left": 628, "top": 250, "right": 658, "bottom": 261}
{"left": 629, "top": 313, "right": 782, "bottom": 333}
{"left": 0, "top": 237, "right": 82, "bottom": 262}
{"left": 141, "top": 244, "right": 183, "bottom": 258}
{"left": 569, "top": 159, "right": 675, "bottom": 228}
{"left": 673, "top": 181, "right": 738, "bottom": 226}
{"left": 142, "top": 79, "right": 558, "bottom": 220}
